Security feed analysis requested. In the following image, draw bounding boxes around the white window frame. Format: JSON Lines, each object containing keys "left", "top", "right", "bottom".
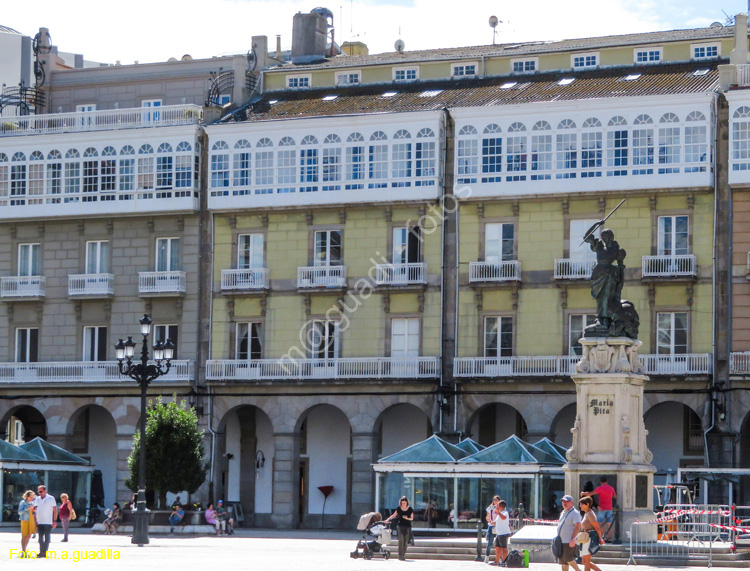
{"left": 15, "top": 328, "right": 39, "bottom": 363}
{"left": 485, "top": 222, "right": 515, "bottom": 263}
{"left": 83, "top": 326, "right": 108, "bottom": 361}
{"left": 511, "top": 58, "right": 537, "bottom": 73}
{"left": 85, "top": 240, "right": 110, "bottom": 274}
{"left": 633, "top": 47, "right": 662, "bottom": 64}
{"left": 391, "top": 317, "right": 420, "bottom": 358}
{"left": 287, "top": 74, "right": 312, "bottom": 89}
{"left": 393, "top": 66, "right": 419, "bottom": 82}
{"left": 237, "top": 233, "right": 264, "bottom": 269}
{"left": 314, "top": 229, "right": 342, "bottom": 267}
{"left": 154, "top": 324, "right": 178, "bottom": 358}
{"left": 691, "top": 43, "right": 720, "bottom": 60}
{"left": 392, "top": 226, "right": 421, "bottom": 264}
{"left": 18, "top": 243, "right": 41, "bottom": 276}
{"left": 309, "top": 320, "right": 340, "bottom": 360}
{"left": 155, "top": 237, "right": 180, "bottom": 272}
{"left": 572, "top": 52, "right": 599, "bottom": 70}
{"left": 656, "top": 312, "right": 689, "bottom": 355}
{"left": 236, "top": 322, "right": 263, "bottom": 360}
{"left": 141, "top": 99, "right": 162, "bottom": 123}
{"left": 483, "top": 316, "right": 513, "bottom": 358}
{"left": 452, "top": 62, "right": 478, "bottom": 78}
{"left": 657, "top": 215, "right": 690, "bottom": 256}
{"left": 335, "top": 70, "right": 361, "bottom": 86}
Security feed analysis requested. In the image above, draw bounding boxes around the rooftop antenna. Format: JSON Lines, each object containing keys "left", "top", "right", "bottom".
{"left": 489, "top": 15, "right": 502, "bottom": 45}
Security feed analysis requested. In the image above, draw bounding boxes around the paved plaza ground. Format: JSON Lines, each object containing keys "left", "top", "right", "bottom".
{"left": 0, "top": 528, "right": 692, "bottom": 570}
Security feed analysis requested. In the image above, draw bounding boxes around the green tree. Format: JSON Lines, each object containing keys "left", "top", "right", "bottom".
{"left": 126, "top": 395, "right": 207, "bottom": 508}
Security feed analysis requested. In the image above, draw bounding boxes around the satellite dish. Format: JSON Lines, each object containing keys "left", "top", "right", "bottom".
{"left": 709, "top": 21, "right": 723, "bottom": 28}
{"left": 489, "top": 15, "right": 499, "bottom": 29}
{"left": 394, "top": 39, "right": 405, "bottom": 53}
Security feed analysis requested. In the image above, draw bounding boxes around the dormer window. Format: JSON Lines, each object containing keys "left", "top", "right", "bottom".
{"left": 287, "top": 74, "right": 311, "bottom": 89}
{"left": 634, "top": 47, "right": 662, "bottom": 64}
{"left": 572, "top": 52, "right": 598, "bottom": 70}
{"left": 511, "top": 58, "right": 537, "bottom": 73}
{"left": 692, "top": 43, "right": 719, "bottom": 60}
{"left": 452, "top": 62, "right": 478, "bottom": 78}
{"left": 393, "top": 66, "right": 419, "bottom": 82}
{"left": 335, "top": 71, "right": 361, "bottom": 86}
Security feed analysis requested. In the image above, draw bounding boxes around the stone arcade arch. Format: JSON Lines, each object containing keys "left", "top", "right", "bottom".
{"left": 1, "top": 405, "right": 47, "bottom": 443}
{"left": 215, "top": 404, "right": 275, "bottom": 527}
{"left": 550, "top": 403, "right": 577, "bottom": 449}
{"left": 374, "top": 403, "right": 433, "bottom": 458}
{"left": 295, "top": 403, "right": 352, "bottom": 528}
{"left": 65, "top": 405, "right": 118, "bottom": 508}
{"left": 466, "top": 403, "right": 528, "bottom": 447}
{"left": 644, "top": 401, "right": 704, "bottom": 487}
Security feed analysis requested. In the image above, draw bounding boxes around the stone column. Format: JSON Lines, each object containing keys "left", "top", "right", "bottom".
{"left": 564, "top": 337, "right": 656, "bottom": 535}
{"left": 351, "top": 432, "right": 377, "bottom": 519}
{"left": 271, "top": 432, "right": 299, "bottom": 528}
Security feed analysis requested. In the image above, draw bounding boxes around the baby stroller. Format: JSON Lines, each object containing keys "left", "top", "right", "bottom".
{"left": 350, "top": 512, "right": 391, "bottom": 560}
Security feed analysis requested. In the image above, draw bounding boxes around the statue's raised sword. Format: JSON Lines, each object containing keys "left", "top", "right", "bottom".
{"left": 579, "top": 198, "right": 627, "bottom": 246}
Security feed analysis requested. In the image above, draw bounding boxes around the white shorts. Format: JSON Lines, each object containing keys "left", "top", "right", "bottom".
{"left": 580, "top": 539, "right": 592, "bottom": 557}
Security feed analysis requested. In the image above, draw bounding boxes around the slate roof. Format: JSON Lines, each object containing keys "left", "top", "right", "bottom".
{"left": 226, "top": 61, "right": 720, "bottom": 124}
{"left": 266, "top": 26, "right": 734, "bottom": 72}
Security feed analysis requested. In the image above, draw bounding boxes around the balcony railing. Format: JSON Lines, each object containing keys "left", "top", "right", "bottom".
{"left": 375, "top": 263, "right": 427, "bottom": 286}
{"left": 642, "top": 254, "right": 697, "bottom": 278}
{"left": 0, "top": 276, "right": 46, "bottom": 298}
{"left": 68, "top": 274, "right": 115, "bottom": 296}
{"left": 0, "top": 104, "right": 203, "bottom": 137}
{"left": 138, "top": 271, "right": 186, "bottom": 294}
{"left": 297, "top": 266, "right": 347, "bottom": 288}
{"left": 454, "top": 353, "right": 712, "bottom": 377}
{"left": 746, "top": 252, "right": 750, "bottom": 277}
{"left": 729, "top": 352, "right": 750, "bottom": 374}
{"left": 221, "top": 268, "right": 269, "bottom": 291}
{"left": 554, "top": 258, "right": 596, "bottom": 280}
{"left": 206, "top": 357, "right": 440, "bottom": 381}
{"left": 469, "top": 261, "right": 522, "bottom": 283}
{"left": 0, "top": 360, "right": 194, "bottom": 383}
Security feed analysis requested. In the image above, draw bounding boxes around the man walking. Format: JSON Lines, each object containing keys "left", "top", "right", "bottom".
{"left": 491, "top": 500, "right": 511, "bottom": 566}
{"left": 557, "top": 494, "right": 582, "bottom": 571}
{"left": 33, "top": 485, "right": 57, "bottom": 559}
{"left": 581, "top": 476, "right": 617, "bottom": 540}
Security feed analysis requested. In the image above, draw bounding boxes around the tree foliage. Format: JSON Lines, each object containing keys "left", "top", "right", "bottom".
{"left": 126, "top": 395, "right": 207, "bottom": 508}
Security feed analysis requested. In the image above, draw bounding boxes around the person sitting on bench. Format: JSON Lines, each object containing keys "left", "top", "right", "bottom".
{"left": 215, "top": 500, "right": 234, "bottom": 535}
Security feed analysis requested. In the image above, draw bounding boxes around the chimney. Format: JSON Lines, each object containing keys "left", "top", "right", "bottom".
{"left": 276, "top": 35, "right": 282, "bottom": 60}
{"left": 291, "top": 11, "right": 328, "bottom": 64}
{"left": 730, "top": 13, "right": 749, "bottom": 65}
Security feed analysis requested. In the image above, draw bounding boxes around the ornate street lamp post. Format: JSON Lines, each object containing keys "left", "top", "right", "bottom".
{"left": 114, "top": 314, "right": 174, "bottom": 546}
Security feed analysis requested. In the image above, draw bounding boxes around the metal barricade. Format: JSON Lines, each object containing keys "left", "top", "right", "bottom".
{"left": 660, "top": 504, "right": 733, "bottom": 542}
{"left": 628, "top": 521, "right": 716, "bottom": 567}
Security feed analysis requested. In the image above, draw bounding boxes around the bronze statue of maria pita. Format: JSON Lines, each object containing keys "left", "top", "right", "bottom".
{"left": 581, "top": 200, "right": 640, "bottom": 339}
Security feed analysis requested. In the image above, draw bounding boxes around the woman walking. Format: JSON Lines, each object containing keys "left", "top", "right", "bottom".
{"left": 59, "top": 493, "right": 73, "bottom": 542}
{"left": 578, "top": 497, "right": 604, "bottom": 571}
{"left": 18, "top": 490, "right": 36, "bottom": 557}
{"left": 384, "top": 496, "right": 414, "bottom": 561}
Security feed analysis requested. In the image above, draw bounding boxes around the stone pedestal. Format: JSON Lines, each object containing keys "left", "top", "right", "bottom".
{"left": 564, "top": 337, "right": 656, "bottom": 538}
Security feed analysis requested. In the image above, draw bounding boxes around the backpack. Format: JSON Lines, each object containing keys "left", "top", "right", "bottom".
{"left": 505, "top": 549, "right": 524, "bottom": 568}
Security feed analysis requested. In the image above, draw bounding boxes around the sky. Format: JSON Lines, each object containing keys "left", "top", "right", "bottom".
{"left": 2, "top": 0, "right": 749, "bottom": 65}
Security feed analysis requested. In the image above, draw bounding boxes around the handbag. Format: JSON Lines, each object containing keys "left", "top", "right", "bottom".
{"left": 575, "top": 530, "right": 590, "bottom": 544}
{"left": 588, "top": 530, "right": 601, "bottom": 555}
{"left": 70, "top": 506, "right": 77, "bottom": 521}
{"left": 551, "top": 508, "right": 573, "bottom": 558}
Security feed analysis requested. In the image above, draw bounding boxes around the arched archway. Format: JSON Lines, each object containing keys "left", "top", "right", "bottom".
{"left": 66, "top": 405, "right": 117, "bottom": 508}
{"left": 217, "top": 405, "right": 275, "bottom": 527}
{"left": 2, "top": 405, "right": 47, "bottom": 444}
{"left": 550, "top": 403, "right": 577, "bottom": 449}
{"left": 375, "top": 403, "right": 432, "bottom": 458}
{"left": 296, "top": 404, "right": 351, "bottom": 527}
{"left": 466, "top": 403, "right": 527, "bottom": 447}
{"left": 644, "top": 401, "right": 704, "bottom": 488}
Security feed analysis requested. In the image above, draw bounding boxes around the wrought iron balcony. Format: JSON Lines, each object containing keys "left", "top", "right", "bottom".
{"left": 206, "top": 357, "right": 440, "bottom": 381}
{"left": 138, "top": 271, "right": 186, "bottom": 295}
{"left": 641, "top": 254, "right": 697, "bottom": 278}
{"left": 554, "top": 258, "right": 596, "bottom": 280}
{"left": 221, "top": 268, "right": 269, "bottom": 291}
{"left": 297, "top": 266, "right": 347, "bottom": 289}
{"left": 0, "top": 104, "right": 202, "bottom": 137}
{"left": 468, "top": 261, "right": 522, "bottom": 283}
{"left": 375, "top": 263, "right": 427, "bottom": 286}
{"left": 68, "top": 274, "right": 115, "bottom": 297}
{"left": 0, "top": 360, "right": 193, "bottom": 383}
{"left": 0, "top": 276, "right": 46, "bottom": 299}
